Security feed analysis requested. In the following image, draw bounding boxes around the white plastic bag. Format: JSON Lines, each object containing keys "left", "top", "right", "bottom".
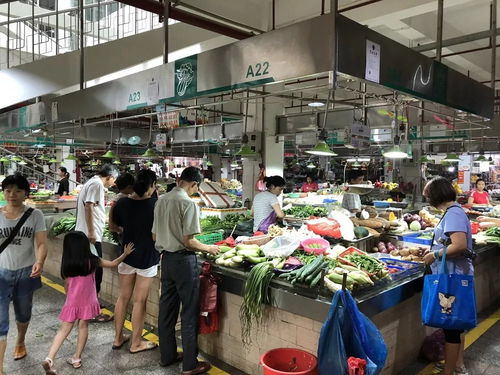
{"left": 261, "top": 235, "right": 301, "bottom": 258}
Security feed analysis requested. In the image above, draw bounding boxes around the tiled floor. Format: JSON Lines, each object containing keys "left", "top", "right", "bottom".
{"left": 3, "top": 283, "right": 246, "bottom": 375}
{"left": 401, "top": 300, "right": 500, "bottom": 375}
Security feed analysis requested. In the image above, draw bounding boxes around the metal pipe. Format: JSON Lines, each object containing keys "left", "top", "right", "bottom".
{"left": 163, "top": 1, "right": 169, "bottom": 64}
{"left": 491, "top": 0, "right": 497, "bottom": 91}
{"left": 414, "top": 28, "right": 500, "bottom": 52}
{"left": 174, "top": 2, "right": 264, "bottom": 34}
{"left": 55, "top": 0, "right": 59, "bottom": 55}
{"left": 31, "top": 0, "right": 35, "bottom": 62}
{"left": 114, "top": 0, "right": 253, "bottom": 39}
{"left": 7, "top": 1, "right": 10, "bottom": 68}
{"left": 272, "top": 0, "right": 276, "bottom": 30}
{"left": 436, "top": 0, "right": 444, "bottom": 62}
{"left": 79, "top": 0, "right": 85, "bottom": 90}
{"left": 435, "top": 44, "right": 500, "bottom": 59}
{"left": 339, "top": 0, "right": 382, "bottom": 13}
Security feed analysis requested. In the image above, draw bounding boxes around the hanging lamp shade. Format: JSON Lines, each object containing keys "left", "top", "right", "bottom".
{"left": 142, "top": 148, "right": 157, "bottom": 158}
{"left": 305, "top": 141, "right": 337, "bottom": 156}
{"left": 474, "top": 155, "right": 486, "bottom": 161}
{"left": 11, "top": 155, "right": 22, "bottom": 162}
{"left": 235, "top": 145, "right": 259, "bottom": 157}
{"left": 90, "top": 160, "right": 99, "bottom": 166}
{"left": 0, "top": 156, "right": 9, "bottom": 163}
{"left": 48, "top": 157, "right": 58, "bottom": 163}
{"left": 18, "top": 160, "right": 27, "bottom": 165}
{"left": 65, "top": 154, "right": 78, "bottom": 161}
{"left": 351, "top": 161, "right": 362, "bottom": 168}
{"left": 102, "top": 150, "right": 117, "bottom": 159}
{"left": 383, "top": 145, "right": 408, "bottom": 159}
{"left": 207, "top": 160, "right": 213, "bottom": 166}
{"left": 306, "top": 162, "right": 316, "bottom": 169}
{"left": 230, "top": 161, "right": 239, "bottom": 168}
{"left": 442, "top": 153, "right": 460, "bottom": 162}
{"left": 112, "top": 159, "right": 121, "bottom": 165}
{"left": 419, "top": 155, "right": 431, "bottom": 163}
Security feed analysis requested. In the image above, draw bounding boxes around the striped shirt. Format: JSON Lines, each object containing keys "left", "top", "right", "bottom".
{"left": 342, "top": 193, "right": 361, "bottom": 212}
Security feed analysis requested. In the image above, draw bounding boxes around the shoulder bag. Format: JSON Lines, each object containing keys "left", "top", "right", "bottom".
{"left": 0, "top": 208, "right": 34, "bottom": 255}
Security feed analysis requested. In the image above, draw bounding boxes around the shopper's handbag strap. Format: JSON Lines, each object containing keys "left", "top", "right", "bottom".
{"left": 0, "top": 208, "right": 34, "bottom": 254}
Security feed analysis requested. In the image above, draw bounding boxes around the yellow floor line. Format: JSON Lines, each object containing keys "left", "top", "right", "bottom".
{"left": 41, "top": 276, "right": 229, "bottom": 375}
{"left": 418, "top": 308, "right": 500, "bottom": 375}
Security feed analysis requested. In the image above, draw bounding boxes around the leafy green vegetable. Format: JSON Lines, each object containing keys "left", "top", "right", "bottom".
{"left": 284, "top": 205, "right": 328, "bottom": 218}
{"left": 485, "top": 227, "right": 500, "bottom": 238}
{"left": 49, "top": 216, "right": 76, "bottom": 237}
{"left": 343, "top": 253, "right": 384, "bottom": 273}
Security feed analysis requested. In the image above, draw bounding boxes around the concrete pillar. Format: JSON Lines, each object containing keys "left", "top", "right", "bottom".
{"left": 210, "top": 154, "right": 222, "bottom": 181}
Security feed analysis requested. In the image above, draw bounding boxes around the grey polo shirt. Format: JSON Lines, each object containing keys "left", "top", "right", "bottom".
{"left": 152, "top": 187, "right": 201, "bottom": 252}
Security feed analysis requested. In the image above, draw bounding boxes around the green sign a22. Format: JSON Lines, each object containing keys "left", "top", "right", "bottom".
{"left": 246, "top": 62, "right": 270, "bottom": 78}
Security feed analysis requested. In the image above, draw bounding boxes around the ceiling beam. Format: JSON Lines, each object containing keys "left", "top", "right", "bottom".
{"left": 114, "top": 0, "right": 254, "bottom": 40}
{"left": 414, "top": 28, "right": 500, "bottom": 52}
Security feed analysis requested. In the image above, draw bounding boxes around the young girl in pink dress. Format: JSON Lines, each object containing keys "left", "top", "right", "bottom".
{"left": 42, "top": 231, "right": 134, "bottom": 374}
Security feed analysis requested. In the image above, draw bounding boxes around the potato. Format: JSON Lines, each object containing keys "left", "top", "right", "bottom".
{"left": 410, "top": 248, "right": 421, "bottom": 256}
{"left": 402, "top": 256, "right": 412, "bottom": 261}
{"left": 390, "top": 250, "right": 400, "bottom": 256}
{"left": 399, "top": 249, "right": 410, "bottom": 257}
{"left": 410, "top": 255, "right": 422, "bottom": 261}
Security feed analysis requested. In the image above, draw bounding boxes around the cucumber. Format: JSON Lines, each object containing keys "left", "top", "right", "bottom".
{"left": 298, "top": 255, "right": 324, "bottom": 283}
{"left": 310, "top": 269, "right": 324, "bottom": 288}
{"left": 305, "top": 262, "right": 328, "bottom": 284}
{"left": 246, "top": 256, "right": 267, "bottom": 264}
{"left": 220, "top": 246, "right": 233, "bottom": 253}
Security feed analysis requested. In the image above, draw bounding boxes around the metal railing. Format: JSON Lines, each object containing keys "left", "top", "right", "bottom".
{"left": 0, "top": 0, "right": 163, "bottom": 70}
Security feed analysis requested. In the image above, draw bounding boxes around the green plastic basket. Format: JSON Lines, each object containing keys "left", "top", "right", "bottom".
{"left": 196, "top": 231, "right": 224, "bottom": 245}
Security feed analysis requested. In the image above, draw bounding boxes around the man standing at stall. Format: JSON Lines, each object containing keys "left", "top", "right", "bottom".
{"left": 75, "top": 164, "right": 119, "bottom": 323}
{"left": 153, "top": 167, "right": 219, "bottom": 375}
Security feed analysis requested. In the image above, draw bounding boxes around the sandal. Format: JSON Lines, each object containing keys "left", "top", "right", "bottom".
{"left": 13, "top": 344, "right": 27, "bottom": 360}
{"left": 129, "top": 341, "right": 158, "bottom": 354}
{"left": 90, "top": 313, "right": 113, "bottom": 323}
{"left": 112, "top": 335, "right": 130, "bottom": 350}
{"left": 67, "top": 357, "right": 82, "bottom": 369}
{"left": 42, "top": 357, "right": 57, "bottom": 375}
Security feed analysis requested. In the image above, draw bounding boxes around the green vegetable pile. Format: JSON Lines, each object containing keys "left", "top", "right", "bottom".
{"left": 279, "top": 255, "right": 329, "bottom": 288}
{"left": 49, "top": 216, "right": 76, "bottom": 237}
{"left": 200, "top": 213, "right": 252, "bottom": 233}
{"left": 483, "top": 227, "right": 500, "bottom": 243}
{"left": 103, "top": 224, "right": 120, "bottom": 244}
{"left": 343, "top": 253, "right": 384, "bottom": 274}
{"left": 240, "top": 262, "right": 275, "bottom": 345}
{"left": 284, "top": 205, "right": 328, "bottom": 218}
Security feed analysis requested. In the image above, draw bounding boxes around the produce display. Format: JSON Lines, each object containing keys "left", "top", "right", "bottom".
{"left": 220, "top": 178, "right": 242, "bottom": 190}
{"left": 284, "top": 205, "right": 328, "bottom": 218}
{"left": 49, "top": 216, "right": 76, "bottom": 237}
{"left": 200, "top": 213, "right": 252, "bottom": 233}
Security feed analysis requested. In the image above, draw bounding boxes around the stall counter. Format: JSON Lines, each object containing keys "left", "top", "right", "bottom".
{"left": 42, "top": 233, "right": 500, "bottom": 375}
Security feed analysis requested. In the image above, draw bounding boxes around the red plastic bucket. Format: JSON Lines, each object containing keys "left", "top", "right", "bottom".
{"left": 260, "top": 348, "right": 318, "bottom": 375}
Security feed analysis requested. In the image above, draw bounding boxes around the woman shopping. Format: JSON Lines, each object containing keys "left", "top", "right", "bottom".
{"left": 56, "top": 167, "right": 70, "bottom": 197}
{"left": 42, "top": 231, "right": 134, "bottom": 374}
{"left": 422, "top": 177, "right": 474, "bottom": 375}
{"left": 111, "top": 169, "right": 160, "bottom": 353}
{"left": 252, "top": 176, "right": 286, "bottom": 233}
{"left": 0, "top": 174, "right": 47, "bottom": 375}
{"left": 467, "top": 179, "right": 491, "bottom": 205}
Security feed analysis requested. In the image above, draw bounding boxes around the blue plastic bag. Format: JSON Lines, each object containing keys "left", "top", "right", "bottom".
{"left": 318, "top": 289, "right": 387, "bottom": 375}
{"left": 421, "top": 249, "right": 477, "bottom": 330}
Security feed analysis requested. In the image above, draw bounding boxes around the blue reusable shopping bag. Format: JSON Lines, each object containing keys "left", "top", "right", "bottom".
{"left": 318, "top": 289, "right": 387, "bottom": 375}
{"left": 421, "top": 249, "right": 477, "bottom": 331}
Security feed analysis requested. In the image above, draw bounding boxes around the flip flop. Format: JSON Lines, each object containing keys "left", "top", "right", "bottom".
{"left": 112, "top": 335, "right": 130, "bottom": 350}
{"left": 66, "top": 357, "right": 82, "bottom": 369}
{"left": 90, "top": 313, "right": 113, "bottom": 323}
{"left": 129, "top": 341, "right": 158, "bottom": 354}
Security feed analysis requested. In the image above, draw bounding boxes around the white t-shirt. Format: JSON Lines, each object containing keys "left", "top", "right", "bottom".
{"left": 75, "top": 176, "right": 106, "bottom": 242}
{"left": 252, "top": 191, "right": 279, "bottom": 231}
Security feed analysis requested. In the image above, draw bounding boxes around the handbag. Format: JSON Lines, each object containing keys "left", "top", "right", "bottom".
{"left": 0, "top": 208, "right": 34, "bottom": 255}
{"left": 199, "top": 261, "right": 220, "bottom": 334}
{"left": 421, "top": 247, "right": 477, "bottom": 330}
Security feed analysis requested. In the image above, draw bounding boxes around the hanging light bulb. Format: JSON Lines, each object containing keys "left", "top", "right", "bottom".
{"left": 113, "top": 158, "right": 121, "bottom": 165}
{"left": 102, "top": 150, "right": 117, "bottom": 159}
{"left": 48, "top": 157, "right": 58, "bottom": 163}
{"left": 18, "top": 160, "right": 27, "bottom": 165}
{"left": 306, "top": 162, "right": 316, "bottom": 169}
{"left": 383, "top": 145, "right": 408, "bottom": 159}
{"left": 442, "top": 153, "right": 460, "bottom": 162}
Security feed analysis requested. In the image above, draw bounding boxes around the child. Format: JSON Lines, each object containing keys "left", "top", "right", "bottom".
{"left": 41, "top": 231, "right": 134, "bottom": 374}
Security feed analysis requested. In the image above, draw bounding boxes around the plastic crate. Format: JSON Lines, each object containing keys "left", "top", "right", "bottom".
{"left": 397, "top": 231, "right": 433, "bottom": 246}
{"left": 379, "top": 258, "right": 423, "bottom": 280}
{"left": 195, "top": 231, "right": 224, "bottom": 245}
{"left": 373, "top": 201, "right": 390, "bottom": 208}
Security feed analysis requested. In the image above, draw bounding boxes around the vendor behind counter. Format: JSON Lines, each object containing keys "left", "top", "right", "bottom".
{"left": 342, "top": 170, "right": 365, "bottom": 213}
{"left": 468, "top": 179, "right": 491, "bottom": 205}
{"left": 252, "top": 176, "right": 286, "bottom": 233}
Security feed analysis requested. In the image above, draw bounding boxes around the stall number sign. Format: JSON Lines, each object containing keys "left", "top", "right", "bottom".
{"left": 158, "top": 111, "right": 179, "bottom": 129}
{"left": 365, "top": 40, "right": 380, "bottom": 83}
{"left": 246, "top": 61, "right": 270, "bottom": 78}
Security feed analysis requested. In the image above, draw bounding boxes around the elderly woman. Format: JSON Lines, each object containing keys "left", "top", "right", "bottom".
{"left": 0, "top": 174, "right": 47, "bottom": 375}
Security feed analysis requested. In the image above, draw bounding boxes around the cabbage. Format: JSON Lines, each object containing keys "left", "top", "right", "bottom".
{"left": 409, "top": 221, "right": 422, "bottom": 231}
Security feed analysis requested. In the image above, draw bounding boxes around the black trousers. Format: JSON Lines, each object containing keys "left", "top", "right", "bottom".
{"left": 94, "top": 241, "right": 103, "bottom": 295}
{"left": 159, "top": 251, "right": 200, "bottom": 371}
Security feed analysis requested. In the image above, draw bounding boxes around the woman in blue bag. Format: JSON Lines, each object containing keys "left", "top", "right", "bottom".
{"left": 422, "top": 177, "right": 475, "bottom": 375}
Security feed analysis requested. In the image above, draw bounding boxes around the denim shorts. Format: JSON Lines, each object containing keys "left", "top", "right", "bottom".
{"left": 0, "top": 265, "right": 42, "bottom": 340}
